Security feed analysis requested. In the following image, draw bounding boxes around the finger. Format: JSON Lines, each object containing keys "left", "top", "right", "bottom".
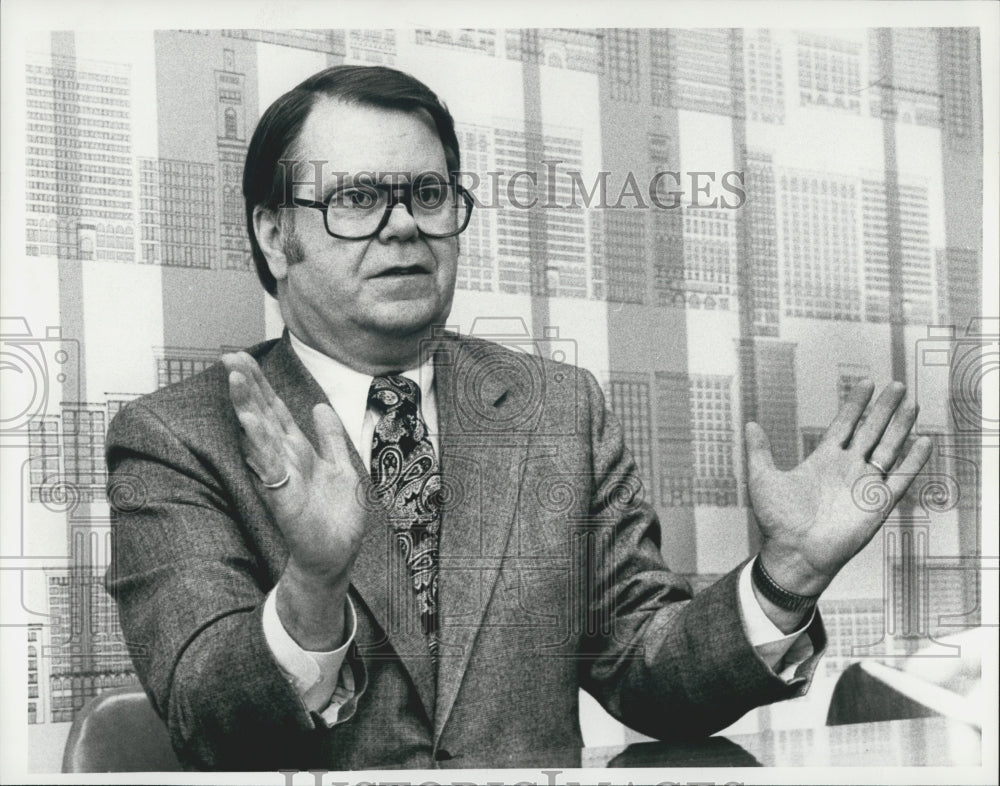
{"left": 236, "top": 351, "right": 281, "bottom": 409}
{"left": 229, "top": 353, "right": 276, "bottom": 416}
{"left": 744, "top": 422, "right": 776, "bottom": 474}
{"left": 238, "top": 353, "right": 303, "bottom": 437}
{"left": 885, "top": 436, "right": 934, "bottom": 502}
{"left": 270, "top": 391, "right": 304, "bottom": 437}
{"left": 223, "top": 352, "right": 278, "bottom": 422}
{"left": 255, "top": 398, "right": 309, "bottom": 469}
{"left": 867, "top": 398, "right": 919, "bottom": 474}
{"left": 229, "top": 369, "right": 299, "bottom": 475}
{"left": 229, "top": 368, "right": 283, "bottom": 448}
{"left": 849, "top": 381, "right": 906, "bottom": 456}
{"left": 823, "top": 379, "right": 876, "bottom": 448}
{"left": 227, "top": 369, "right": 263, "bottom": 419}
{"left": 224, "top": 357, "right": 265, "bottom": 421}
{"left": 236, "top": 408, "right": 287, "bottom": 482}
{"left": 222, "top": 351, "right": 261, "bottom": 386}
{"left": 312, "top": 403, "right": 353, "bottom": 469}
{"left": 225, "top": 353, "right": 303, "bottom": 446}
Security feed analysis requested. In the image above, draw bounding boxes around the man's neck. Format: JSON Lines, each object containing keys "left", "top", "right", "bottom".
{"left": 286, "top": 327, "right": 430, "bottom": 376}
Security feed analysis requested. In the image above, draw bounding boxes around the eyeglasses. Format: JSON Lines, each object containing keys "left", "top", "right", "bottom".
{"left": 292, "top": 175, "right": 474, "bottom": 240}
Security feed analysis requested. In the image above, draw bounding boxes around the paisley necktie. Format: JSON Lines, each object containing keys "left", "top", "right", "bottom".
{"left": 368, "top": 375, "right": 441, "bottom": 656}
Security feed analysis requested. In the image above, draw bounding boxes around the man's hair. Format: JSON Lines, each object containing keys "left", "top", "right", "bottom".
{"left": 243, "top": 65, "right": 461, "bottom": 296}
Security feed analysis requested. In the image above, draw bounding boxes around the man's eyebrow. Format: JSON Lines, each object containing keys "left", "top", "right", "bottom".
{"left": 318, "top": 171, "right": 427, "bottom": 201}
{"left": 314, "top": 171, "right": 377, "bottom": 202}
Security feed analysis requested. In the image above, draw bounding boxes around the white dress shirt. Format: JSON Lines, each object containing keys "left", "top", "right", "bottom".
{"left": 262, "top": 331, "right": 814, "bottom": 720}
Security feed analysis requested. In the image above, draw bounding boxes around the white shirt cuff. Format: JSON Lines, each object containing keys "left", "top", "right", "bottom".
{"left": 262, "top": 588, "right": 357, "bottom": 716}
{"left": 739, "top": 558, "right": 815, "bottom": 678}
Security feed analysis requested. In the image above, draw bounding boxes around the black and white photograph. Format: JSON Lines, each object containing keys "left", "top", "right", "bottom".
{"left": 0, "top": 1, "right": 996, "bottom": 783}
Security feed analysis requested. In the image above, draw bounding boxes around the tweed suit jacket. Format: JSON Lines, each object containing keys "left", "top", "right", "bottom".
{"left": 105, "top": 331, "right": 825, "bottom": 771}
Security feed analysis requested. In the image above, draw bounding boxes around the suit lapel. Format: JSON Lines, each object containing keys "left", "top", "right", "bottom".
{"left": 260, "top": 333, "right": 437, "bottom": 720}
{"left": 430, "top": 336, "right": 531, "bottom": 740}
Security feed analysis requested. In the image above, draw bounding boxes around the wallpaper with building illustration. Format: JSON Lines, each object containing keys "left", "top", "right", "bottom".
{"left": 1, "top": 26, "right": 987, "bottom": 769}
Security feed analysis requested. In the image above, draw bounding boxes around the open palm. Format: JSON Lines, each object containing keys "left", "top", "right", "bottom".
{"left": 746, "top": 381, "right": 932, "bottom": 596}
{"left": 222, "top": 351, "right": 368, "bottom": 582}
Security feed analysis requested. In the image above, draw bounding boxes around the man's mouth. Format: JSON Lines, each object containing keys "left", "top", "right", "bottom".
{"left": 374, "top": 265, "right": 431, "bottom": 277}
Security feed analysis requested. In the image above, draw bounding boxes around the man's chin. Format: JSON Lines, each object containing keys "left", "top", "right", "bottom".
{"left": 368, "top": 304, "right": 450, "bottom": 342}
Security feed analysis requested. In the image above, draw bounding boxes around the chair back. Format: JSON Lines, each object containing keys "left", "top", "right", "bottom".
{"left": 62, "top": 687, "right": 181, "bottom": 772}
{"left": 826, "top": 662, "right": 939, "bottom": 726}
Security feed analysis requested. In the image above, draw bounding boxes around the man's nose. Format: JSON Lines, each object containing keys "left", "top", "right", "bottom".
{"left": 378, "top": 201, "right": 420, "bottom": 242}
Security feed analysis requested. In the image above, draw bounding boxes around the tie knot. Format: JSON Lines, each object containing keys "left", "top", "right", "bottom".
{"left": 369, "top": 374, "right": 420, "bottom": 413}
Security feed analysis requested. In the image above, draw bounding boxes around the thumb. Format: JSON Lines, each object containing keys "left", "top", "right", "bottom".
{"left": 744, "top": 422, "right": 776, "bottom": 474}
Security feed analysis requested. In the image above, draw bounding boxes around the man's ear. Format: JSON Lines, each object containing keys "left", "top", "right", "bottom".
{"left": 253, "top": 206, "right": 290, "bottom": 283}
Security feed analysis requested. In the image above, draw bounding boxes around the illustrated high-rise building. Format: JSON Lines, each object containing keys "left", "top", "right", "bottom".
{"left": 744, "top": 29, "right": 785, "bottom": 124}
{"left": 608, "top": 377, "right": 654, "bottom": 482}
{"left": 137, "top": 158, "right": 160, "bottom": 263}
{"left": 503, "top": 28, "right": 602, "bottom": 71}
{"left": 741, "top": 339, "right": 800, "bottom": 471}
{"left": 862, "top": 178, "right": 933, "bottom": 324}
{"left": 680, "top": 206, "right": 737, "bottom": 310}
{"left": 744, "top": 153, "right": 780, "bottom": 335}
{"left": 778, "top": 170, "right": 861, "bottom": 321}
{"left": 667, "top": 29, "right": 735, "bottom": 114}
{"left": 158, "top": 159, "right": 217, "bottom": 269}
{"left": 454, "top": 125, "right": 495, "bottom": 292}
{"left": 481, "top": 124, "right": 594, "bottom": 298}
{"left": 604, "top": 211, "right": 648, "bottom": 304}
{"left": 216, "top": 48, "right": 250, "bottom": 270}
{"left": 25, "top": 53, "right": 135, "bottom": 261}
{"left": 27, "top": 625, "right": 43, "bottom": 724}
{"left": 348, "top": 29, "right": 397, "bottom": 64}
{"left": 868, "top": 28, "right": 942, "bottom": 126}
{"left": 45, "top": 571, "right": 137, "bottom": 723}
{"left": 796, "top": 33, "right": 862, "bottom": 112}
{"left": 604, "top": 28, "right": 641, "bottom": 104}
{"left": 417, "top": 29, "right": 497, "bottom": 56}
{"left": 654, "top": 372, "right": 697, "bottom": 507}
{"left": 690, "top": 375, "right": 738, "bottom": 506}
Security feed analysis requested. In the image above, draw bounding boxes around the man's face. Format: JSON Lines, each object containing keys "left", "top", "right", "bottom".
{"left": 265, "top": 98, "right": 459, "bottom": 366}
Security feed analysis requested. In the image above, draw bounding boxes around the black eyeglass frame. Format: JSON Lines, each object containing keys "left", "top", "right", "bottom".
{"left": 291, "top": 176, "right": 475, "bottom": 240}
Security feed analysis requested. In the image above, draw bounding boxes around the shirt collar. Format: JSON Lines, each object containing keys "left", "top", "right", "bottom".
{"left": 288, "top": 330, "right": 436, "bottom": 453}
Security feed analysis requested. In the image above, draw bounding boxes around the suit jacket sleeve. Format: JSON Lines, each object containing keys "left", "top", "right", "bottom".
{"left": 575, "top": 368, "right": 826, "bottom": 740}
{"left": 105, "top": 398, "right": 358, "bottom": 769}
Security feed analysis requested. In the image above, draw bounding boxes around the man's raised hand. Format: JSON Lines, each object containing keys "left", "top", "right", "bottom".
{"left": 745, "top": 380, "right": 933, "bottom": 609}
{"left": 223, "top": 351, "right": 366, "bottom": 648}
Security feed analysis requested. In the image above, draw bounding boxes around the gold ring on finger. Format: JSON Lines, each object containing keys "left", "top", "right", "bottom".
{"left": 262, "top": 470, "right": 291, "bottom": 490}
{"left": 868, "top": 458, "right": 888, "bottom": 476}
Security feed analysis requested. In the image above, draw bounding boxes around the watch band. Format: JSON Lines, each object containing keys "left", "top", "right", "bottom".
{"left": 751, "top": 557, "right": 820, "bottom": 614}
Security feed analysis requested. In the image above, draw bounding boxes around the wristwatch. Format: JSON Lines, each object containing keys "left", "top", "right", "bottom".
{"left": 751, "top": 556, "right": 820, "bottom": 614}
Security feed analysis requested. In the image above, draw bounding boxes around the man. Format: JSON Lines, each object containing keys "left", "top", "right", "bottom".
{"left": 106, "top": 65, "right": 931, "bottom": 771}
